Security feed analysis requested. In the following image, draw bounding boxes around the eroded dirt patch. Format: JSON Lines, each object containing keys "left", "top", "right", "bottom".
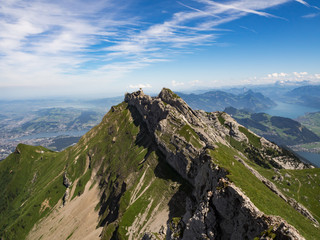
{"left": 27, "top": 180, "right": 102, "bottom": 240}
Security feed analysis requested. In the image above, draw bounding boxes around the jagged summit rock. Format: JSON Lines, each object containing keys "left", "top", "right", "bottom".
{"left": 0, "top": 88, "right": 317, "bottom": 240}
{"left": 122, "top": 88, "right": 311, "bottom": 239}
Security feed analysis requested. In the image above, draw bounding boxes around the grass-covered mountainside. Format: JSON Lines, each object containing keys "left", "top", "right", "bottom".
{"left": 0, "top": 99, "right": 193, "bottom": 240}
{"left": 0, "top": 89, "right": 319, "bottom": 240}
{"left": 177, "top": 89, "right": 276, "bottom": 112}
{"left": 225, "top": 107, "right": 320, "bottom": 146}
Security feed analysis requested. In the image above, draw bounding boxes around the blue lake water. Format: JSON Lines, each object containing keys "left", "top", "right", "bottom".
{"left": 262, "top": 102, "right": 319, "bottom": 119}
{"left": 261, "top": 102, "right": 320, "bottom": 167}
{"left": 296, "top": 151, "right": 320, "bottom": 168}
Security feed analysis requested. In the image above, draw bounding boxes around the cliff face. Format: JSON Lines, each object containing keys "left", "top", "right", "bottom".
{"left": 125, "top": 88, "right": 309, "bottom": 239}
{"left": 0, "top": 88, "right": 318, "bottom": 240}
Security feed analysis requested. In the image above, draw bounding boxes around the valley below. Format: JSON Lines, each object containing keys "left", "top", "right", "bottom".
{"left": 1, "top": 85, "right": 320, "bottom": 168}
{"left": 1, "top": 1, "right": 319, "bottom": 239}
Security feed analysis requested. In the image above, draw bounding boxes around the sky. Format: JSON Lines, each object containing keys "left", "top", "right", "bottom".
{"left": 0, "top": 0, "right": 319, "bottom": 99}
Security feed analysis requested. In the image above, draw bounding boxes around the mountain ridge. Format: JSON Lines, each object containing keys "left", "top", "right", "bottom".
{"left": 285, "top": 85, "right": 320, "bottom": 109}
{"left": 224, "top": 107, "right": 320, "bottom": 146}
{"left": 176, "top": 89, "right": 276, "bottom": 112}
{"left": 0, "top": 88, "right": 319, "bottom": 240}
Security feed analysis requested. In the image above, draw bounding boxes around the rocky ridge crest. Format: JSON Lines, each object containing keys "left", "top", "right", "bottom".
{"left": 1, "top": 88, "right": 316, "bottom": 240}
{"left": 125, "top": 88, "right": 309, "bottom": 239}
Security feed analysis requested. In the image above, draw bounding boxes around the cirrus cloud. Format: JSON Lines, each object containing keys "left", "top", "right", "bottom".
{"left": 0, "top": 0, "right": 317, "bottom": 98}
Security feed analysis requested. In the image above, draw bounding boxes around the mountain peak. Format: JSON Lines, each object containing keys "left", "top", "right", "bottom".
{"left": 158, "top": 87, "right": 180, "bottom": 100}
{"left": 1, "top": 88, "right": 318, "bottom": 240}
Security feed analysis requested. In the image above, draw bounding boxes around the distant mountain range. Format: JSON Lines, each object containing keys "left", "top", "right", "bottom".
{"left": 285, "top": 85, "right": 320, "bottom": 109}
{"left": 2, "top": 84, "right": 320, "bottom": 160}
{"left": 224, "top": 107, "right": 320, "bottom": 146}
{"left": 177, "top": 90, "right": 276, "bottom": 112}
{"left": 297, "top": 111, "right": 320, "bottom": 137}
{"left": 1, "top": 89, "right": 318, "bottom": 240}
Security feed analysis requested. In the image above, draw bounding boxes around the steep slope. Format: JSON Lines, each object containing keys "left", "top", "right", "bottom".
{"left": 0, "top": 100, "right": 190, "bottom": 240}
{"left": 0, "top": 88, "right": 320, "bottom": 240}
{"left": 224, "top": 107, "right": 320, "bottom": 146}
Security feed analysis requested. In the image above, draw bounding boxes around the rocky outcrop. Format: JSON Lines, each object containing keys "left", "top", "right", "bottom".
{"left": 63, "top": 172, "right": 71, "bottom": 188}
{"left": 62, "top": 172, "right": 71, "bottom": 205}
{"left": 125, "top": 88, "right": 308, "bottom": 240}
{"left": 1, "top": 89, "right": 315, "bottom": 240}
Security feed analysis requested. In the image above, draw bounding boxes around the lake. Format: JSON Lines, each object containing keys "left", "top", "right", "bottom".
{"left": 262, "top": 102, "right": 319, "bottom": 119}
{"left": 296, "top": 151, "right": 320, "bottom": 168}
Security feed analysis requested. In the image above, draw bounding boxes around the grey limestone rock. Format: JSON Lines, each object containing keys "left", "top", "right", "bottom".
{"left": 124, "top": 88, "right": 308, "bottom": 240}
{"left": 63, "top": 172, "right": 71, "bottom": 188}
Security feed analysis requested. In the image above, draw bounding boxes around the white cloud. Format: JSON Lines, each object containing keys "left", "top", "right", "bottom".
{"left": 172, "top": 80, "right": 185, "bottom": 87}
{"left": 267, "top": 72, "right": 288, "bottom": 78}
{"left": 190, "top": 80, "right": 201, "bottom": 86}
{"left": 103, "top": 0, "right": 292, "bottom": 60}
{"left": 196, "top": 0, "right": 280, "bottom": 18}
{"left": 261, "top": 71, "right": 320, "bottom": 84}
{"left": 0, "top": 1, "right": 132, "bottom": 79}
{"left": 295, "top": 0, "right": 320, "bottom": 10}
{"left": 293, "top": 71, "right": 308, "bottom": 77}
{"left": 295, "top": 0, "right": 310, "bottom": 7}
{"left": 302, "top": 13, "right": 320, "bottom": 18}
{"left": 1, "top": 0, "right": 308, "bottom": 97}
{"left": 129, "top": 83, "right": 152, "bottom": 89}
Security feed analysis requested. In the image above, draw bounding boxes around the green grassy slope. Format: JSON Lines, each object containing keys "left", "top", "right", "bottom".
{"left": 0, "top": 102, "right": 190, "bottom": 240}
{"left": 211, "top": 112, "right": 320, "bottom": 239}
{"left": 210, "top": 143, "right": 320, "bottom": 239}
{"left": 1, "top": 99, "right": 320, "bottom": 240}
{"left": 0, "top": 145, "right": 67, "bottom": 239}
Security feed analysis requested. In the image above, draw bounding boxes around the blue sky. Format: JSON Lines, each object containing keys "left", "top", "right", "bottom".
{"left": 0, "top": 0, "right": 319, "bottom": 99}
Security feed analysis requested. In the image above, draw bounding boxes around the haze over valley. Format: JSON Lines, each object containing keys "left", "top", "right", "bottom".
{"left": 1, "top": 82, "right": 320, "bottom": 167}
{"left": 1, "top": 0, "right": 320, "bottom": 239}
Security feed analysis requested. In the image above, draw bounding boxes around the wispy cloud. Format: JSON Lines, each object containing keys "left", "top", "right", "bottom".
{"left": 302, "top": 12, "right": 320, "bottom": 18}
{"left": 0, "top": 0, "right": 311, "bottom": 97}
{"left": 296, "top": 0, "right": 320, "bottom": 10}
{"left": 196, "top": 0, "right": 283, "bottom": 18}
{"left": 300, "top": 0, "right": 320, "bottom": 19}
{"left": 295, "top": 0, "right": 310, "bottom": 7}
{"left": 103, "top": 0, "right": 291, "bottom": 60}
{"left": 0, "top": 0, "right": 136, "bottom": 89}
{"left": 239, "top": 25, "right": 257, "bottom": 33}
